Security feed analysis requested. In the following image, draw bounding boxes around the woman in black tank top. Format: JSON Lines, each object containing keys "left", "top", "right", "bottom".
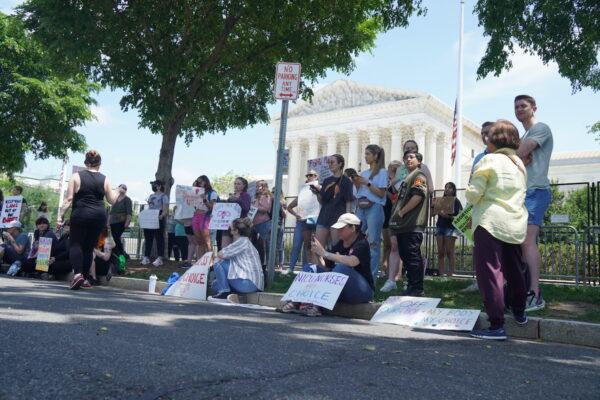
{"left": 57, "top": 150, "right": 119, "bottom": 290}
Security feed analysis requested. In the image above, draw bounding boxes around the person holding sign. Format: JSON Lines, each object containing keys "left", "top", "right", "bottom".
{"left": 466, "top": 120, "right": 528, "bottom": 340}
{"left": 141, "top": 179, "right": 169, "bottom": 267}
{"left": 435, "top": 182, "right": 463, "bottom": 277}
{"left": 315, "top": 154, "right": 354, "bottom": 248}
{"left": 219, "top": 177, "right": 252, "bottom": 249}
{"left": 1, "top": 221, "right": 30, "bottom": 275}
{"left": 20, "top": 217, "right": 58, "bottom": 274}
{"left": 355, "top": 144, "right": 388, "bottom": 280}
{"left": 192, "top": 175, "right": 218, "bottom": 258}
{"left": 388, "top": 151, "right": 429, "bottom": 297}
{"left": 57, "top": 150, "right": 119, "bottom": 290}
{"left": 209, "top": 218, "right": 264, "bottom": 302}
{"left": 279, "top": 213, "right": 374, "bottom": 317}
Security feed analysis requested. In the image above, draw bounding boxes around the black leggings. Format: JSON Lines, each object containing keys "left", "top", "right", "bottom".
{"left": 110, "top": 222, "right": 127, "bottom": 257}
{"left": 70, "top": 218, "right": 106, "bottom": 276}
{"left": 143, "top": 219, "right": 165, "bottom": 258}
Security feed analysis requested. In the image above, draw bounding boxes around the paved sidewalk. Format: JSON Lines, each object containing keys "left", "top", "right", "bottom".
{"left": 1, "top": 276, "right": 599, "bottom": 400}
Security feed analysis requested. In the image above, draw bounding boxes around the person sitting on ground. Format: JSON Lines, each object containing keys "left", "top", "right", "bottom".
{"left": 44, "top": 220, "right": 73, "bottom": 279}
{"left": 1, "top": 221, "right": 31, "bottom": 275}
{"left": 278, "top": 213, "right": 374, "bottom": 317}
{"left": 21, "top": 217, "right": 58, "bottom": 275}
{"left": 88, "top": 227, "right": 115, "bottom": 285}
{"left": 209, "top": 217, "right": 264, "bottom": 303}
{"left": 467, "top": 120, "right": 528, "bottom": 341}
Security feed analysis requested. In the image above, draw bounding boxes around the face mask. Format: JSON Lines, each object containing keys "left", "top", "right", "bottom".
{"left": 152, "top": 184, "right": 159, "bottom": 192}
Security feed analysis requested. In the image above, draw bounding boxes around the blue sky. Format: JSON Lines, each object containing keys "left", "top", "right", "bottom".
{"left": 3, "top": 0, "right": 598, "bottom": 201}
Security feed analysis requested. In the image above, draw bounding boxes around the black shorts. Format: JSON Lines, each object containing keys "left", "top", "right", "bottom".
{"left": 184, "top": 226, "right": 193, "bottom": 235}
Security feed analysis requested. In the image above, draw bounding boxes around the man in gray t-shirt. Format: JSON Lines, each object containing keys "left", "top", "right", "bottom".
{"left": 515, "top": 94, "right": 554, "bottom": 312}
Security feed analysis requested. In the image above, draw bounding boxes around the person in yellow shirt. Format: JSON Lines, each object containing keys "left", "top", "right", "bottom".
{"left": 466, "top": 120, "right": 528, "bottom": 340}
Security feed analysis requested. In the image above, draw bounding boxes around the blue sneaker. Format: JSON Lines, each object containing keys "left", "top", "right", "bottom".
{"left": 513, "top": 313, "right": 528, "bottom": 325}
{"left": 470, "top": 327, "right": 507, "bottom": 340}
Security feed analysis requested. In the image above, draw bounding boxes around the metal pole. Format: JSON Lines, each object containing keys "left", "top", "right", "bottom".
{"left": 267, "top": 99, "right": 289, "bottom": 288}
{"left": 454, "top": 0, "right": 465, "bottom": 188}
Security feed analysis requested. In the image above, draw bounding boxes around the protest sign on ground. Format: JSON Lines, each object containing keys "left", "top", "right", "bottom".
{"left": 138, "top": 209, "right": 160, "bottom": 229}
{"left": 307, "top": 156, "right": 333, "bottom": 183}
{"left": 165, "top": 252, "right": 212, "bottom": 300}
{"left": 174, "top": 185, "right": 206, "bottom": 220}
{"left": 452, "top": 203, "right": 473, "bottom": 241}
{"left": 209, "top": 203, "right": 241, "bottom": 230}
{"left": 411, "top": 308, "right": 480, "bottom": 331}
{"left": 1, "top": 196, "right": 23, "bottom": 227}
{"left": 35, "top": 237, "right": 53, "bottom": 272}
{"left": 281, "top": 271, "right": 348, "bottom": 310}
{"left": 370, "top": 296, "right": 440, "bottom": 325}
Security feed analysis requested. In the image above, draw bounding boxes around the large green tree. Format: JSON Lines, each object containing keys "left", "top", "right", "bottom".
{"left": 20, "top": 1, "right": 424, "bottom": 196}
{"left": 474, "top": 0, "right": 600, "bottom": 92}
{"left": 0, "top": 12, "right": 96, "bottom": 177}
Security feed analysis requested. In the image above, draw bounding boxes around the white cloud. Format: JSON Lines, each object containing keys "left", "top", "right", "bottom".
{"left": 89, "top": 105, "right": 115, "bottom": 126}
{"left": 0, "top": 0, "right": 21, "bottom": 14}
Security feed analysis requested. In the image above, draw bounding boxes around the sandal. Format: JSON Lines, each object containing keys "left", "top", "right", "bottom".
{"left": 299, "top": 303, "right": 322, "bottom": 317}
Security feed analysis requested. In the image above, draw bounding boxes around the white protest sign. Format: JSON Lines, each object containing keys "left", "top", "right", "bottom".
{"left": 208, "top": 203, "right": 241, "bottom": 230}
{"left": 247, "top": 206, "right": 259, "bottom": 221}
{"left": 274, "top": 62, "right": 301, "bottom": 100}
{"left": 165, "top": 252, "right": 212, "bottom": 300}
{"left": 138, "top": 209, "right": 160, "bottom": 229}
{"left": 281, "top": 271, "right": 349, "bottom": 310}
{"left": 35, "top": 237, "right": 53, "bottom": 272}
{"left": 174, "top": 185, "right": 206, "bottom": 220}
{"left": 370, "top": 296, "right": 440, "bottom": 325}
{"left": 247, "top": 181, "right": 258, "bottom": 200}
{"left": 307, "top": 156, "right": 333, "bottom": 183}
{"left": 0, "top": 196, "right": 23, "bottom": 227}
{"left": 411, "top": 308, "right": 480, "bottom": 331}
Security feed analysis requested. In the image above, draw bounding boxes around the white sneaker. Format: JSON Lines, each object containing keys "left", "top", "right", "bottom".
{"left": 380, "top": 280, "right": 397, "bottom": 293}
{"left": 140, "top": 256, "right": 150, "bottom": 265}
{"left": 461, "top": 281, "right": 479, "bottom": 292}
{"left": 152, "top": 257, "right": 163, "bottom": 267}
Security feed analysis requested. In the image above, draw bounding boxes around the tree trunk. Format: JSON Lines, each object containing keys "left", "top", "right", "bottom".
{"left": 155, "top": 122, "right": 180, "bottom": 199}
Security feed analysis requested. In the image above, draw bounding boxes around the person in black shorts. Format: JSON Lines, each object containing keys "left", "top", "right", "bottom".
{"left": 57, "top": 150, "right": 119, "bottom": 290}
{"left": 314, "top": 154, "right": 354, "bottom": 249}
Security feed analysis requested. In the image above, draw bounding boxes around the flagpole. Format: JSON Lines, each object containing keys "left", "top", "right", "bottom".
{"left": 454, "top": 0, "right": 465, "bottom": 188}
{"left": 56, "top": 158, "right": 68, "bottom": 225}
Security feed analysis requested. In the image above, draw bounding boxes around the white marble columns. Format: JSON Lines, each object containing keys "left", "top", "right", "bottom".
{"left": 287, "top": 138, "right": 303, "bottom": 196}
{"left": 347, "top": 131, "right": 361, "bottom": 170}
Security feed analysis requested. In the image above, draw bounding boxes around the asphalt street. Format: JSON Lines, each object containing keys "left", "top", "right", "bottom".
{"left": 1, "top": 276, "right": 599, "bottom": 400}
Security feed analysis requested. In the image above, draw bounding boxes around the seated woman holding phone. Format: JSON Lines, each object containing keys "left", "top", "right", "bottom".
{"left": 278, "top": 213, "right": 374, "bottom": 316}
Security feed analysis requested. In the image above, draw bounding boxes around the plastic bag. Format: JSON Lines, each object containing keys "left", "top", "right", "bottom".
{"left": 160, "top": 272, "right": 181, "bottom": 295}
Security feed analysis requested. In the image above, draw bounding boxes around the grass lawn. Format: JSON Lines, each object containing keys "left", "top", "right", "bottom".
{"left": 124, "top": 259, "right": 600, "bottom": 324}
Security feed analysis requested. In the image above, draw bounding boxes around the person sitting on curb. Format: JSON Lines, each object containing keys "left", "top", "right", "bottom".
{"left": 1, "top": 221, "right": 31, "bottom": 276}
{"left": 278, "top": 213, "right": 374, "bottom": 317}
{"left": 21, "top": 217, "right": 58, "bottom": 276}
{"left": 208, "top": 218, "right": 264, "bottom": 303}
{"left": 88, "top": 226, "right": 116, "bottom": 285}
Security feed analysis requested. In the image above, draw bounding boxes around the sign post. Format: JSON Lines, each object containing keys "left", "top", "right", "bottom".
{"left": 267, "top": 62, "right": 301, "bottom": 288}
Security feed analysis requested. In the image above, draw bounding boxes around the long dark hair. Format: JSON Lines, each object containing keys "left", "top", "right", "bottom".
{"left": 198, "top": 175, "right": 214, "bottom": 195}
{"left": 236, "top": 177, "right": 248, "bottom": 192}
{"left": 444, "top": 182, "right": 457, "bottom": 197}
{"left": 366, "top": 144, "right": 385, "bottom": 178}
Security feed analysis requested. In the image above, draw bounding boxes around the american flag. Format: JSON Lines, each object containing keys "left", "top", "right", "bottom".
{"left": 450, "top": 99, "right": 458, "bottom": 166}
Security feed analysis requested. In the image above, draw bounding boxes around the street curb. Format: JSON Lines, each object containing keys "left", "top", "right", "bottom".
{"left": 108, "top": 277, "right": 600, "bottom": 349}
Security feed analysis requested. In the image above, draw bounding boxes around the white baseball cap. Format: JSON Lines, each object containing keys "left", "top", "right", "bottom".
{"left": 5, "top": 221, "right": 22, "bottom": 229}
{"left": 331, "top": 213, "right": 361, "bottom": 229}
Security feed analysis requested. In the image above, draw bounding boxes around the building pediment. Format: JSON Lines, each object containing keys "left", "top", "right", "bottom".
{"left": 286, "top": 80, "right": 426, "bottom": 118}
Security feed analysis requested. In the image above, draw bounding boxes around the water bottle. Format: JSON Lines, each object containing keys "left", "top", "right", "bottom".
{"left": 148, "top": 274, "right": 158, "bottom": 293}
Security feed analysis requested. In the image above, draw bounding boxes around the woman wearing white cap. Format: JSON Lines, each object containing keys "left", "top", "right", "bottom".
{"left": 278, "top": 213, "right": 374, "bottom": 316}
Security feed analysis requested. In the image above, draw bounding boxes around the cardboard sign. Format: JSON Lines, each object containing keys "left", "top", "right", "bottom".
{"left": 432, "top": 196, "right": 456, "bottom": 216}
{"left": 208, "top": 203, "right": 241, "bottom": 230}
{"left": 165, "top": 252, "right": 212, "bottom": 300}
{"left": 411, "top": 308, "right": 480, "bottom": 331}
{"left": 281, "top": 271, "right": 349, "bottom": 310}
{"left": 274, "top": 62, "right": 301, "bottom": 100}
{"left": 35, "top": 237, "right": 53, "bottom": 272}
{"left": 452, "top": 203, "right": 473, "bottom": 241}
{"left": 307, "top": 156, "right": 333, "bottom": 183}
{"left": 138, "top": 209, "right": 160, "bottom": 229}
{"left": 174, "top": 185, "right": 206, "bottom": 220}
{"left": 1, "top": 196, "right": 23, "bottom": 227}
{"left": 247, "top": 206, "right": 259, "bottom": 221}
{"left": 370, "top": 296, "right": 441, "bottom": 325}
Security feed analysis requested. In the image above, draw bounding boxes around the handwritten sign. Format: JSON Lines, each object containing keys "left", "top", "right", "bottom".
{"left": 452, "top": 203, "right": 473, "bottom": 241}
{"left": 370, "top": 296, "right": 440, "bottom": 325}
{"left": 138, "top": 209, "right": 160, "bottom": 229}
{"left": 165, "top": 252, "right": 212, "bottom": 300}
{"left": 411, "top": 308, "right": 480, "bottom": 331}
{"left": 1, "top": 196, "right": 23, "bottom": 227}
{"left": 208, "top": 203, "right": 241, "bottom": 230}
{"left": 174, "top": 185, "right": 206, "bottom": 220}
{"left": 35, "top": 237, "right": 53, "bottom": 272}
{"left": 307, "top": 156, "right": 333, "bottom": 183}
{"left": 247, "top": 206, "right": 258, "bottom": 222}
{"left": 432, "top": 196, "right": 456, "bottom": 216}
{"left": 281, "top": 271, "right": 348, "bottom": 310}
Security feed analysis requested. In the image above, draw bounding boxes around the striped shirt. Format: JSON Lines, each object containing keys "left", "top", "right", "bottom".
{"left": 220, "top": 236, "right": 264, "bottom": 291}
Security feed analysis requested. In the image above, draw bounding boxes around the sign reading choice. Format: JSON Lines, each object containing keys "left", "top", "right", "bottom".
{"left": 274, "top": 62, "right": 301, "bottom": 100}
{"left": 281, "top": 271, "right": 348, "bottom": 310}
{"left": 165, "top": 252, "right": 212, "bottom": 301}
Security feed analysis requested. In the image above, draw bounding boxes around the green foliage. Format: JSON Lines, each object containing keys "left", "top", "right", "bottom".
{"left": 474, "top": 0, "right": 600, "bottom": 92}
{"left": 589, "top": 121, "right": 600, "bottom": 142}
{"left": 543, "top": 184, "right": 590, "bottom": 229}
{"left": 211, "top": 171, "right": 247, "bottom": 199}
{"left": 0, "top": 13, "right": 97, "bottom": 177}
{"left": 20, "top": 1, "right": 425, "bottom": 192}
